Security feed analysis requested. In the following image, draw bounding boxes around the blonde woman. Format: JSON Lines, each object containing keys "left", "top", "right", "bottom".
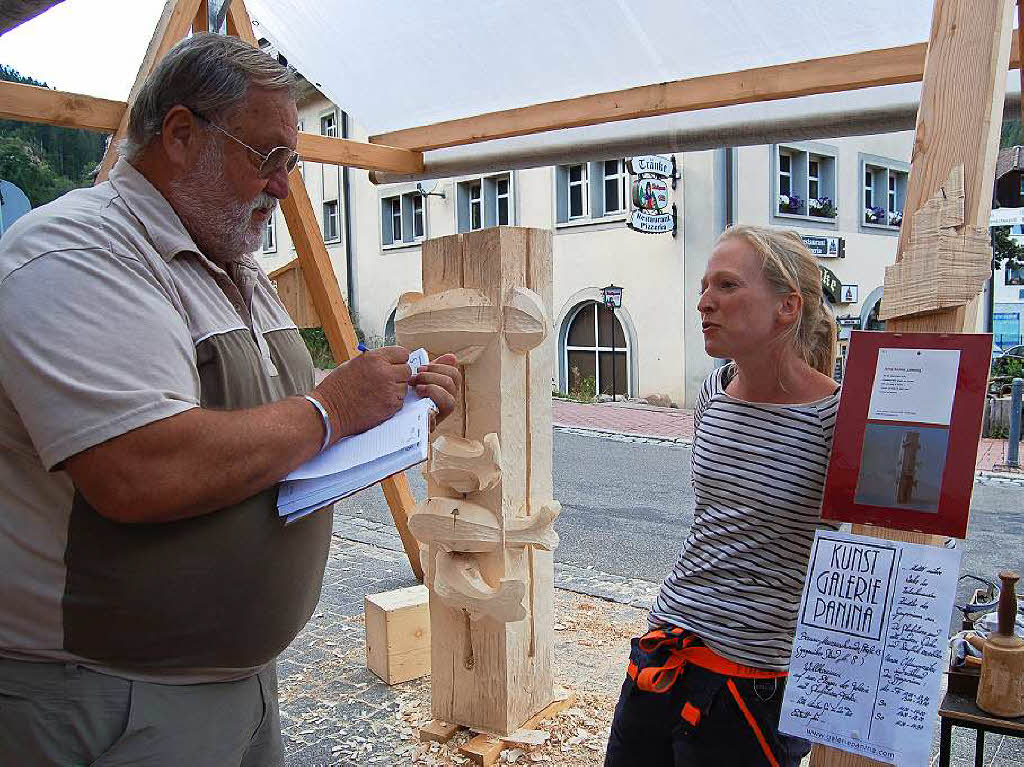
{"left": 605, "top": 226, "right": 839, "bottom": 766}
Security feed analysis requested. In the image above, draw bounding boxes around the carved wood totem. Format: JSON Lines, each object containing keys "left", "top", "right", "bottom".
{"left": 395, "top": 227, "right": 557, "bottom": 735}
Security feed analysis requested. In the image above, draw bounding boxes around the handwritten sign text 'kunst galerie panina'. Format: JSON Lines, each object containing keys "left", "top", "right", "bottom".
{"left": 780, "top": 531, "right": 961, "bottom": 766}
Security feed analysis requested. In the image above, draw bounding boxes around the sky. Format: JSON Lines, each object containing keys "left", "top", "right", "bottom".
{"left": 0, "top": 0, "right": 166, "bottom": 100}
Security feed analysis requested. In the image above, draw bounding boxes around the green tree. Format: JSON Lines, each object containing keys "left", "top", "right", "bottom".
{"left": 0, "top": 65, "right": 107, "bottom": 206}
{"left": 1001, "top": 120, "right": 1023, "bottom": 148}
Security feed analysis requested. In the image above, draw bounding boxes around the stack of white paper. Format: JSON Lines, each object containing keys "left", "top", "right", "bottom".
{"left": 277, "top": 348, "right": 434, "bottom": 524}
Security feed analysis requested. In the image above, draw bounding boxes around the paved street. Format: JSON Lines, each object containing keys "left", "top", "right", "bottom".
{"left": 280, "top": 400, "right": 1024, "bottom": 766}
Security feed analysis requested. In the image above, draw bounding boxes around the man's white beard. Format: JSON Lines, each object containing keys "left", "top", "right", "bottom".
{"left": 169, "top": 140, "right": 277, "bottom": 264}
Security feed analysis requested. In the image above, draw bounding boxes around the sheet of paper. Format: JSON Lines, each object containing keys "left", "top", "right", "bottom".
{"left": 285, "top": 348, "right": 431, "bottom": 481}
{"left": 866, "top": 348, "right": 960, "bottom": 425}
{"left": 779, "top": 530, "right": 961, "bottom": 767}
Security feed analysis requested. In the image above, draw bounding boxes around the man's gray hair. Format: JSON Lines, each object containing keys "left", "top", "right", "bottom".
{"left": 122, "top": 33, "right": 296, "bottom": 161}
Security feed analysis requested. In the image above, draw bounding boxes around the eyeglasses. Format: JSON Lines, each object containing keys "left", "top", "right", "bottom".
{"left": 191, "top": 109, "right": 299, "bottom": 179}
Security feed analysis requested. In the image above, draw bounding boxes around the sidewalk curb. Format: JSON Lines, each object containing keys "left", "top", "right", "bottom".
{"left": 975, "top": 470, "right": 1024, "bottom": 487}
{"left": 553, "top": 424, "right": 692, "bottom": 447}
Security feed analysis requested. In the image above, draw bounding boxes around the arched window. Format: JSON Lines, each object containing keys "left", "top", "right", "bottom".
{"left": 564, "top": 301, "right": 629, "bottom": 398}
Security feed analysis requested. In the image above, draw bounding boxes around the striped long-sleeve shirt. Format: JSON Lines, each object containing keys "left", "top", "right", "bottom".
{"left": 649, "top": 364, "right": 841, "bottom": 670}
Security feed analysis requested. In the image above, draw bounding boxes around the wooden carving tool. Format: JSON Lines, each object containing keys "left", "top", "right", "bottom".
{"left": 977, "top": 571, "right": 1024, "bottom": 717}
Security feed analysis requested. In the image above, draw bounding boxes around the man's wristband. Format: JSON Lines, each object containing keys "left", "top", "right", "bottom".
{"left": 304, "top": 395, "right": 332, "bottom": 453}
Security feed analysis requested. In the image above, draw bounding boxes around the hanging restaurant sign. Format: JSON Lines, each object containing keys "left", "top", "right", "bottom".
{"left": 802, "top": 234, "right": 845, "bottom": 258}
{"left": 628, "top": 159, "right": 677, "bottom": 235}
{"left": 820, "top": 265, "right": 841, "bottom": 303}
{"left": 628, "top": 155, "right": 673, "bottom": 178}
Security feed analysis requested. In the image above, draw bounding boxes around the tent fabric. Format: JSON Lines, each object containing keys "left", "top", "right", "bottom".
{"left": 246, "top": 0, "right": 938, "bottom": 136}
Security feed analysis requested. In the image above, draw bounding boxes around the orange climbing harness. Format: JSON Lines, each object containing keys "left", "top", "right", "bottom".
{"left": 625, "top": 627, "right": 787, "bottom": 767}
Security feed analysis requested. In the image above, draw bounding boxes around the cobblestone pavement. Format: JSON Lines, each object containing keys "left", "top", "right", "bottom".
{"left": 279, "top": 514, "right": 1024, "bottom": 766}
{"left": 278, "top": 530, "right": 650, "bottom": 766}
{"left": 553, "top": 398, "right": 1020, "bottom": 475}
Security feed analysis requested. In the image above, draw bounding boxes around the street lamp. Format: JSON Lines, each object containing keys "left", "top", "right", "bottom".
{"left": 601, "top": 285, "right": 624, "bottom": 400}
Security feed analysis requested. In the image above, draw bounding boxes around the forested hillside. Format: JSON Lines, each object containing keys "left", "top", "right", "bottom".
{"left": 0, "top": 65, "right": 107, "bottom": 207}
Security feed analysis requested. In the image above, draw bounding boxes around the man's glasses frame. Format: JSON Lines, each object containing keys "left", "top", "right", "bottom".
{"left": 191, "top": 109, "right": 299, "bottom": 179}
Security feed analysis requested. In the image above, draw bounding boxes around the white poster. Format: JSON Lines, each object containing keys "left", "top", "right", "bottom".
{"left": 867, "top": 348, "right": 961, "bottom": 425}
{"left": 779, "top": 531, "right": 961, "bottom": 766}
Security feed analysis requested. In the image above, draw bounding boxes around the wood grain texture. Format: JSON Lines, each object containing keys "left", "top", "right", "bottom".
{"left": 0, "top": 81, "right": 124, "bottom": 132}
{"left": 192, "top": 0, "right": 208, "bottom": 32}
{"left": 364, "top": 585, "right": 430, "bottom": 685}
{"left": 296, "top": 131, "right": 423, "bottom": 173}
{"left": 94, "top": 0, "right": 202, "bottom": 182}
{"left": 406, "top": 229, "right": 556, "bottom": 736}
{"left": 371, "top": 38, "right": 1023, "bottom": 152}
{"left": 812, "top": 3, "right": 1013, "bottom": 766}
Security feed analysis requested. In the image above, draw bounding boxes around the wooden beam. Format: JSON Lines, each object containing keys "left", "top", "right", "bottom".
{"left": 228, "top": 0, "right": 424, "bottom": 581}
{"left": 0, "top": 81, "right": 124, "bottom": 132}
{"left": 371, "top": 37, "right": 1023, "bottom": 152}
{"left": 296, "top": 132, "right": 423, "bottom": 174}
{"left": 192, "top": 0, "right": 208, "bottom": 32}
{"left": 0, "top": 80, "right": 422, "bottom": 173}
{"left": 94, "top": 0, "right": 202, "bottom": 182}
{"left": 811, "top": 2, "right": 1014, "bottom": 766}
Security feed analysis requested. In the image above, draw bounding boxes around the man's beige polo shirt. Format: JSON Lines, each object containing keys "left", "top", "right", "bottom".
{"left": 0, "top": 159, "right": 332, "bottom": 683}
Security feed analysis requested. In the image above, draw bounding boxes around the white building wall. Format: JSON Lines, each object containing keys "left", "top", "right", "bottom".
{"left": 259, "top": 87, "right": 917, "bottom": 407}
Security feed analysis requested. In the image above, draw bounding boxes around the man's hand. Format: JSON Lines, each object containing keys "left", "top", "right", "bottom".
{"left": 312, "top": 346, "right": 412, "bottom": 440}
{"left": 411, "top": 353, "right": 461, "bottom": 426}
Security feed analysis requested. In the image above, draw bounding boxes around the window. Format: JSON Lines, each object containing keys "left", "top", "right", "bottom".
{"left": 381, "top": 191, "right": 426, "bottom": 247}
{"left": 469, "top": 182, "right": 483, "bottom": 230}
{"left": 779, "top": 153, "right": 792, "bottom": 197}
{"left": 322, "top": 200, "right": 339, "bottom": 241}
{"left": 456, "top": 174, "right": 513, "bottom": 232}
{"left": 496, "top": 177, "right": 510, "bottom": 225}
{"left": 602, "top": 159, "right": 627, "bottom": 215}
{"left": 775, "top": 145, "right": 837, "bottom": 219}
{"left": 320, "top": 111, "right": 337, "bottom": 137}
{"left": 412, "top": 194, "right": 425, "bottom": 239}
{"left": 563, "top": 301, "right": 629, "bottom": 398}
{"left": 861, "top": 156, "right": 908, "bottom": 228}
{"left": 262, "top": 214, "right": 276, "bottom": 252}
{"left": 567, "top": 164, "right": 588, "bottom": 219}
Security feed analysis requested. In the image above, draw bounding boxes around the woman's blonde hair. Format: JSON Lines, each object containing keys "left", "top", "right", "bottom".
{"left": 716, "top": 224, "right": 837, "bottom": 376}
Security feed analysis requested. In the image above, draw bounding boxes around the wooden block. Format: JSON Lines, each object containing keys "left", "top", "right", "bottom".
{"left": 418, "top": 719, "right": 461, "bottom": 743}
{"left": 459, "top": 690, "right": 576, "bottom": 765}
{"left": 364, "top": 585, "right": 430, "bottom": 685}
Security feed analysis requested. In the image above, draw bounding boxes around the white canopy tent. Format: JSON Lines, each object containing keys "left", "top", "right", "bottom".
{"left": 242, "top": 0, "right": 1021, "bottom": 181}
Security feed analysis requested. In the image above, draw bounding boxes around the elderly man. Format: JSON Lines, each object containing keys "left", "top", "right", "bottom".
{"left": 0, "top": 33, "right": 459, "bottom": 765}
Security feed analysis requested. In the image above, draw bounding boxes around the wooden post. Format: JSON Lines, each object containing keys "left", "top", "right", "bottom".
{"left": 225, "top": 0, "right": 424, "bottom": 580}
{"left": 810, "top": 1, "right": 1013, "bottom": 765}
{"left": 192, "top": 0, "right": 209, "bottom": 33}
{"left": 396, "top": 228, "right": 557, "bottom": 736}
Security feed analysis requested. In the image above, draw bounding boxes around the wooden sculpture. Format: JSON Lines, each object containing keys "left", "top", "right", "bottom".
{"left": 396, "top": 227, "right": 557, "bottom": 736}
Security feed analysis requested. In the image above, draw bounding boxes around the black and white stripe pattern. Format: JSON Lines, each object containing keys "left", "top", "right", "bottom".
{"left": 649, "top": 364, "right": 840, "bottom": 670}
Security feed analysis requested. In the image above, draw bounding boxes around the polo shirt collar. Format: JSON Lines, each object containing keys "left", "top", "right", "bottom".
{"left": 109, "top": 158, "right": 201, "bottom": 262}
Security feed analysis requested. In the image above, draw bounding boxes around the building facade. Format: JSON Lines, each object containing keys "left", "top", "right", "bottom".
{"left": 259, "top": 84, "right": 914, "bottom": 408}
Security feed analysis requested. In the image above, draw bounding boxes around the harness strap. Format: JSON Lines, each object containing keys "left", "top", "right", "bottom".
{"left": 626, "top": 644, "right": 786, "bottom": 693}
{"left": 727, "top": 679, "right": 781, "bottom": 767}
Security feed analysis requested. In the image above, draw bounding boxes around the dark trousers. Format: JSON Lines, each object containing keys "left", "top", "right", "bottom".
{"left": 605, "top": 634, "right": 811, "bottom": 767}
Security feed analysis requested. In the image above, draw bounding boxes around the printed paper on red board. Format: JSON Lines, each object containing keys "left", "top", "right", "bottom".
{"left": 821, "top": 331, "right": 991, "bottom": 538}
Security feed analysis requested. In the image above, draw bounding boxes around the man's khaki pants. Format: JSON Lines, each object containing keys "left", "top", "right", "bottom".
{"left": 0, "top": 657, "right": 284, "bottom": 766}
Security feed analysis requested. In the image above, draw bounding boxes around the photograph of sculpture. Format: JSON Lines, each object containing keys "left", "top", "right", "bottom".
{"left": 854, "top": 423, "right": 949, "bottom": 513}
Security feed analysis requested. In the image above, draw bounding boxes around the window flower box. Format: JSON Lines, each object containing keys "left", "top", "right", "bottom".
{"left": 778, "top": 194, "right": 804, "bottom": 215}
{"left": 864, "top": 206, "right": 887, "bottom": 225}
{"left": 888, "top": 210, "right": 903, "bottom": 227}
{"left": 809, "top": 197, "right": 837, "bottom": 219}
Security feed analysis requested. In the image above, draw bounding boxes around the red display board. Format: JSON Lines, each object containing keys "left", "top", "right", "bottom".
{"left": 822, "top": 331, "right": 991, "bottom": 539}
